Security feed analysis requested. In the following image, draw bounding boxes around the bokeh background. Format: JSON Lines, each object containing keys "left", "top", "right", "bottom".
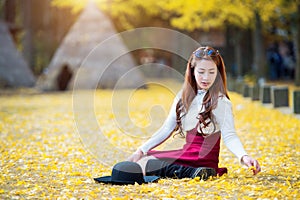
{"left": 1, "top": 1, "right": 300, "bottom": 199}
{"left": 0, "top": 0, "right": 299, "bottom": 89}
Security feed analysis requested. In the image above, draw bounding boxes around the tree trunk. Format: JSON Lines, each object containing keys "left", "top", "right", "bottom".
{"left": 294, "top": 4, "right": 300, "bottom": 86}
{"left": 4, "top": 0, "right": 16, "bottom": 23}
{"left": 3, "top": 0, "right": 19, "bottom": 42}
{"left": 171, "top": 30, "right": 190, "bottom": 75}
{"left": 0, "top": 2, "right": 3, "bottom": 20}
{"left": 252, "top": 11, "right": 266, "bottom": 82}
{"left": 21, "top": 0, "right": 34, "bottom": 70}
{"left": 234, "top": 28, "right": 243, "bottom": 78}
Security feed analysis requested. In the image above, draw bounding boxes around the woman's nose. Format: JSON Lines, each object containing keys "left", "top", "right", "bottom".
{"left": 202, "top": 72, "right": 209, "bottom": 79}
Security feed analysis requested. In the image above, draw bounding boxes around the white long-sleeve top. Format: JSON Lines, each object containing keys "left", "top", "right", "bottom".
{"left": 139, "top": 90, "right": 248, "bottom": 162}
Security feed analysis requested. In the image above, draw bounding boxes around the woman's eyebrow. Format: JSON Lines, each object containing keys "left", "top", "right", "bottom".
{"left": 197, "top": 67, "right": 216, "bottom": 71}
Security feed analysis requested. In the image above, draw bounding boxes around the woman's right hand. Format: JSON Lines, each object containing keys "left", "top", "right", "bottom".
{"left": 127, "top": 149, "right": 144, "bottom": 162}
{"left": 241, "top": 155, "right": 261, "bottom": 175}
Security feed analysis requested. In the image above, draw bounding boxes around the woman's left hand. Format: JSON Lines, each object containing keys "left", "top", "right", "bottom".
{"left": 127, "top": 149, "right": 144, "bottom": 162}
{"left": 241, "top": 155, "right": 261, "bottom": 175}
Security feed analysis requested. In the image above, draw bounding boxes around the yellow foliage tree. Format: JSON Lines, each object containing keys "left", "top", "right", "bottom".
{"left": 50, "top": 0, "right": 292, "bottom": 34}
{"left": 51, "top": 0, "right": 299, "bottom": 82}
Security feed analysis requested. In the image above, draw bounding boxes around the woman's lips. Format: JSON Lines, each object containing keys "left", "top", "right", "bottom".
{"left": 201, "top": 82, "right": 209, "bottom": 86}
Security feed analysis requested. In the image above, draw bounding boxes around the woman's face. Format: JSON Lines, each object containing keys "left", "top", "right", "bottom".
{"left": 194, "top": 59, "right": 218, "bottom": 90}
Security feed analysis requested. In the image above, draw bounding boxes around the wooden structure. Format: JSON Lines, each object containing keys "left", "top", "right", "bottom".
{"left": 36, "top": 3, "right": 145, "bottom": 90}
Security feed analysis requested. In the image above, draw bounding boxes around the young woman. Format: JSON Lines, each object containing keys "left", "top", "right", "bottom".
{"left": 128, "top": 46, "right": 261, "bottom": 180}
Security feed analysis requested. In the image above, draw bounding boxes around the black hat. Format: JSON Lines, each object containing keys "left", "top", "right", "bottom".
{"left": 94, "top": 161, "right": 160, "bottom": 185}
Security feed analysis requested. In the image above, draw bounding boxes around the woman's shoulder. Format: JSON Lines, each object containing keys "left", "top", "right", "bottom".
{"left": 213, "top": 93, "right": 233, "bottom": 116}
{"left": 217, "top": 93, "right": 232, "bottom": 106}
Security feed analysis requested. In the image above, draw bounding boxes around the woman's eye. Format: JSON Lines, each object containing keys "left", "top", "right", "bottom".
{"left": 198, "top": 71, "right": 204, "bottom": 74}
{"left": 210, "top": 71, "right": 215, "bottom": 74}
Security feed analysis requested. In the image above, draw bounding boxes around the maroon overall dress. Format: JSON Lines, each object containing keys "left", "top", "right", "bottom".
{"left": 147, "top": 127, "right": 228, "bottom": 176}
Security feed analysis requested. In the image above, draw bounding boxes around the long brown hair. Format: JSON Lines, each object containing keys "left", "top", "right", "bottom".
{"left": 174, "top": 46, "right": 229, "bottom": 137}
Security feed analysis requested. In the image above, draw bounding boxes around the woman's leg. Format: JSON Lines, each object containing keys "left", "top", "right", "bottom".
{"left": 138, "top": 157, "right": 217, "bottom": 180}
{"left": 137, "top": 155, "right": 158, "bottom": 175}
{"left": 145, "top": 159, "right": 217, "bottom": 180}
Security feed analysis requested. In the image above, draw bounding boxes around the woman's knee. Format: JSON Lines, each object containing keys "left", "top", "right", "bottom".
{"left": 137, "top": 156, "right": 157, "bottom": 175}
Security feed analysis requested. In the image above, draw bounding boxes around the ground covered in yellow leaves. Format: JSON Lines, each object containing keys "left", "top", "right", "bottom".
{"left": 0, "top": 80, "right": 299, "bottom": 199}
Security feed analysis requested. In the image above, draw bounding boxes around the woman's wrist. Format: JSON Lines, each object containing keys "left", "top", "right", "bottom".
{"left": 136, "top": 148, "right": 146, "bottom": 156}
{"left": 241, "top": 155, "right": 249, "bottom": 164}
